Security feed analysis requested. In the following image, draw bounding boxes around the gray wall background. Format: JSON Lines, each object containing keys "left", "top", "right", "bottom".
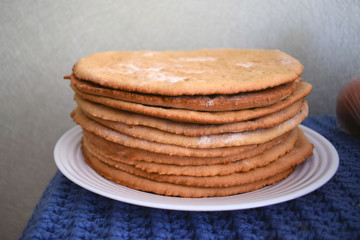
{"left": 1, "top": 0, "right": 359, "bottom": 239}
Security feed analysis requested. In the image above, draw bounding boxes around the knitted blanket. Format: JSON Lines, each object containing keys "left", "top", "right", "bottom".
{"left": 20, "top": 116, "right": 360, "bottom": 240}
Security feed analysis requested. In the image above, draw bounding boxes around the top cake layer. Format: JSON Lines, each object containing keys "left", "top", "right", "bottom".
{"left": 72, "top": 49, "right": 303, "bottom": 96}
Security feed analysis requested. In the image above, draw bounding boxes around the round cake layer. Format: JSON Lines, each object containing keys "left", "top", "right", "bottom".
{"left": 71, "top": 81, "right": 311, "bottom": 124}
{"left": 83, "top": 128, "right": 298, "bottom": 177}
{"left": 70, "top": 75, "right": 296, "bottom": 111}
{"left": 81, "top": 128, "right": 313, "bottom": 197}
{"left": 76, "top": 93, "right": 305, "bottom": 136}
{"left": 72, "top": 103, "right": 307, "bottom": 148}
{"left": 82, "top": 129, "right": 292, "bottom": 166}
{"left": 72, "top": 49, "right": 303, "bottom": 96}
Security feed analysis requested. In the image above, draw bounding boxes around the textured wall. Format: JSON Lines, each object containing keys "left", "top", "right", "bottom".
{"left": 1, "top": 0, "right": 359, "bottom": 239}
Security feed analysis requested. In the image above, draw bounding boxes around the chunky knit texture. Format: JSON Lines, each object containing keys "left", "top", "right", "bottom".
{"left": 21, "top": 116, "right": 360, "bottom": 240}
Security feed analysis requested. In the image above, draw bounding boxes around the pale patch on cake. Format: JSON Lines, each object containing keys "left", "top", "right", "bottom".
{"left": 142, "top": 52, "right": 158, "bottom": 57}
{"left": 180, "top": 70, "right": 207, "bottom": 74}
{"left": 104, "top": 62, "right": 188, "bottom": 84}
{"left": 115, "top": 63, "right": 141, "bottom": 74}
{"left": 172, "top": 57, "right": 217, "bottom": 62}
{"left": 268, "top": 55, "right": 298, "bottom": 70}
{"left": 99, "top": 68, "right": 121, "bottom": 74}
{"left": 222, "top": 132, "right": 248, "bottom": 144}
{"left": 146, "top": 71, "right": 187, "bottom": 83}
{"left": 281, "top": 59, "right": 298, "bottom": 70}
{"left": 93, "top": 67, "right": 131, "bottom": 75}
{"left": 205, "top": 100, "right": 214, "bottom": 107}
{"left": 236, "top": 62, "right": 254, "bottom": 68}
{"left": 197, "top": 131, "right": 249, "bottom": 147}
{"left": 196, "top": 135, "right": 214, "bottom": 146}
{"left": 146, "top": 67, "right": 164, "bottom": 72}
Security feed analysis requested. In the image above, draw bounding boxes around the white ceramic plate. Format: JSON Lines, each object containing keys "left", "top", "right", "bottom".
{"left": 54, "top": 125, "right": 339, "bottom": 211}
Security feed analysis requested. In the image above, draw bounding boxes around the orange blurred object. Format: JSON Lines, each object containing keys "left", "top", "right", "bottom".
{"left": 336, "top": 76, "right": 360, "bottom": 138}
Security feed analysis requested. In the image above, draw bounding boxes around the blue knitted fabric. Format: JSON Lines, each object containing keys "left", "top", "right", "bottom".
{"left": 21, "top": 116, "right": 360, "bottom": 240}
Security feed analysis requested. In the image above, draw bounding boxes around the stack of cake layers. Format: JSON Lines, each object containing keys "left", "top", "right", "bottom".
{"left": 68, "top": 49, "right": 313, "bottom": 198}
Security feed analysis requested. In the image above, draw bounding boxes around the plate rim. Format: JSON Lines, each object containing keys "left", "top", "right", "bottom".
{"left": 54, "top": 124, "right": 339, "bottom": 211}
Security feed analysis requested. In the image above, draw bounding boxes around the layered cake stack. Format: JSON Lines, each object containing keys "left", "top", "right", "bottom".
{"left": 67, "top": 49, "right": 313, "bottom": 197}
